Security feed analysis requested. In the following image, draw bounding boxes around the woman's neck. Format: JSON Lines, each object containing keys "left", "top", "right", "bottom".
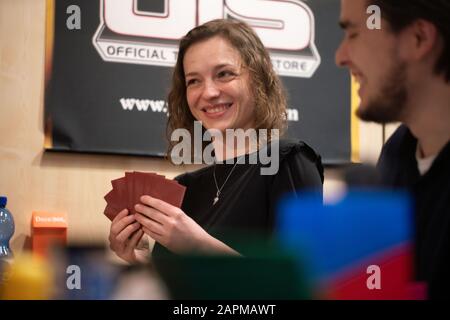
{"left": 212, "top": 136, "right": 259, "bottom": 162}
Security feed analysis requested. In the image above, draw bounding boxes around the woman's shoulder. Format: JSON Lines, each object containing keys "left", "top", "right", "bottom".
{"left": 270, "top": 138, "right": 321, "bottom": 163}
{"left": 269, "top": 138, "right": 324, "bottom": 183}
{"left": 174, "top": 165, "right": 213, "bottom": 186}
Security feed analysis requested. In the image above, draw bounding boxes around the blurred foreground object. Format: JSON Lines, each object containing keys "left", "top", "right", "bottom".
{"left": 153, "top": 239, "right": 311, "bottom": 299}
{"left": 112, "top": 265, "right": 169, "bottom": 300}
{"left": 31, "top": 211, "right": 67, "bottom": 258}
{"left": 51, "top": 244, "right": 167, "bottom": 300}
{"left": 51, "top": 245, "right": 119, "bottom": 299}
{"left": 0, "top": 252, "right": 53, "bottom": 300}
{"left": 277, "top": 190, "right": 427, "bottom": 299}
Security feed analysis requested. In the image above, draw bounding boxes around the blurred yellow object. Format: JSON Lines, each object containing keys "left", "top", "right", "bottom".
{"left": 0, "top": 252, "right": 54, "bottom": 300}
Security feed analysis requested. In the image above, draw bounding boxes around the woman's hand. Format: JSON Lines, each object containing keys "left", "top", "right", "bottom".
{"left": 108, "top": 209, "right": 147, "bottom": 264}
{"left": 135, "top": 196, "right": 239, "bottom": 255}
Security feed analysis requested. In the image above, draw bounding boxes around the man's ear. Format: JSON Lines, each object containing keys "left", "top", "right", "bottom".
{"left": 408, "top": 19, "right": 440, "bottom": 61}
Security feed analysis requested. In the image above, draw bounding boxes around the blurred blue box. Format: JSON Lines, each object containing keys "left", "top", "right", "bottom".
{"left": 276, "top": 190, "right": 413, "bottom": 282}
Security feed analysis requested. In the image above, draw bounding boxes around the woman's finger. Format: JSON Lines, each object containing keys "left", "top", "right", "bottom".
{"left": 115, "top": 222, "right": 141, "bottom": 243}
{"left": 136, "top": 215, "right": 165, "bottom": 236}
{"left": 112, "top": 208, "right": 129, "bottom": 224}
{"left": 135, "top": 204, "right": 168, "bottom": 225}
{"left": 124, "top": 229, "right": 144, "bottom": 254}
{"left": 142, "top": 226, "right": 164, "bottom": 244}
{"left": 110, "top": 213, "right": 136, "bottom": 237}
{"left": 140, "top": 195, "right": 179, "bottom": 217}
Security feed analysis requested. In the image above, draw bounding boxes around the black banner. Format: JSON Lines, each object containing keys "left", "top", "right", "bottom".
{"left": 45, "top": 0, "right": 352, "bottom": 164}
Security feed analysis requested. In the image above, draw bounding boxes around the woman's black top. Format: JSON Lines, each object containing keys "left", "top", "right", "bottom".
{"left": 152, "top": 138, "right": 324, "bottom": 257}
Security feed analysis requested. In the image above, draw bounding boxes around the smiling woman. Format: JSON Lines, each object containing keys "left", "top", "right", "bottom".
{"left": 108, "top": 19, "right": 324, "bottom": 262}
{"left": 167, "top": 19, "right": 289, "bottom": 161}
{"left": 183, "top": 36, "right": 256, "bottom": 134}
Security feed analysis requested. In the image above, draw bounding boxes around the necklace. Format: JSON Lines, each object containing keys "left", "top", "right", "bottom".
{"left": 212, "top": 155, "right": 245, "bottom": 206}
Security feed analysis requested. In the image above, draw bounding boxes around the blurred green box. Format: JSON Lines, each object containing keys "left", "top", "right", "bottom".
{"left": 153, "top": 237, "right": 311, "bottom": 300}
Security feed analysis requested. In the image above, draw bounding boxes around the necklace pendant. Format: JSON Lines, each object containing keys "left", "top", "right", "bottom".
{"left": 213, "top": 191, "right": 220, "bottom": 206}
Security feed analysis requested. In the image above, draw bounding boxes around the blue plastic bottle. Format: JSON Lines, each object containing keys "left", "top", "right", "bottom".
{"left": 0, "top": 196, "right": 15, "bottom": 259}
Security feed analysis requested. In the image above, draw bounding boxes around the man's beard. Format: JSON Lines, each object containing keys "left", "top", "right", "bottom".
{"left": 356, "top": 62, "right": 408, "bottom": 124}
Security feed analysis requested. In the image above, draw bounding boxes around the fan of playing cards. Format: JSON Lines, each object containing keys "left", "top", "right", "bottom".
{"left": 103, "top": 171, "right": 186, "bottom": 221}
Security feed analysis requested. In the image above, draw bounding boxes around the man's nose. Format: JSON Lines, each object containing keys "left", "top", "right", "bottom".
{"left": 335, "top": 40, "right": 349, "bottom": 67}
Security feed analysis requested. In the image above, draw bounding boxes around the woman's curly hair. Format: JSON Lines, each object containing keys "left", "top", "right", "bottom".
{"left": 166, "top": 19, "right": 288, "bottom": 163}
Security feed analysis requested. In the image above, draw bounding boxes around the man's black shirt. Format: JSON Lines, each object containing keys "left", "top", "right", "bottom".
{"left": 378, "top": 125, "right": 450, "bottom": 299}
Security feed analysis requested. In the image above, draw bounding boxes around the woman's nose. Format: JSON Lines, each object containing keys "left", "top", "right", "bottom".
{"left": 201, "top": 79, "right": 220, "bottom": 99}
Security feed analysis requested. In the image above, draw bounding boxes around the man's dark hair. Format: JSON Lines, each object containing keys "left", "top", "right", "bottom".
{"left": 369, "top": 0, "right": 450, "bottom": 82}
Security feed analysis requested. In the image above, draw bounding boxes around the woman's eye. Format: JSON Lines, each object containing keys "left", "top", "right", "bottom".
{"left": 217, "top": 70, "right": 236, "bottom": 80}
{"left": 186, "top": 79, "right": 198, "bottom": 86}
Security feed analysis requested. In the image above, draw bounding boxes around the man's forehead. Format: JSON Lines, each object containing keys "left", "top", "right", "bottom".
{"left": 340, "top": 0, "right": 368, "bottom": 25}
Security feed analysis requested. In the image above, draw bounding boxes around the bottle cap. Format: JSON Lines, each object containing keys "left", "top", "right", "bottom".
{"left": 0, "top": 196, "right": 7, "bottom": 208}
